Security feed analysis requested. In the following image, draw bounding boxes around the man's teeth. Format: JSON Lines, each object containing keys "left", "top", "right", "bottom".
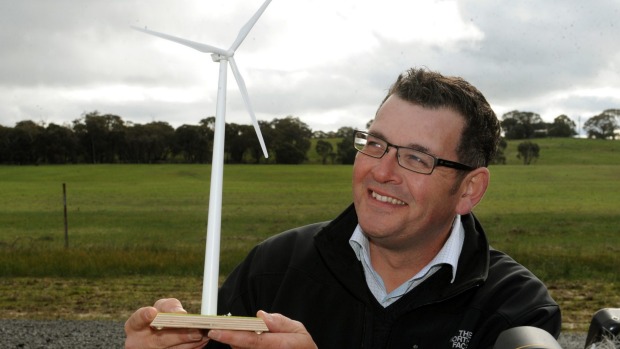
{"left": 372, "top": 191, "right": 405, "bottom": 205}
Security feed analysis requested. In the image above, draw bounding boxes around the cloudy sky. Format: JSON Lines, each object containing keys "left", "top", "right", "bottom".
{"left": 1, "top": 0, "right": 618, "bottom": 134}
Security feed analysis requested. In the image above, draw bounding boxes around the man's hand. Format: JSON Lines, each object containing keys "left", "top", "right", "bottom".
{"left": 207, "top": 310, "right": 317, "bottom": 349}
{"left": 125, "top": 298, "right": 210, "bottom": 349}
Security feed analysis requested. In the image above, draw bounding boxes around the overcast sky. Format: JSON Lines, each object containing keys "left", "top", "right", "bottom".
{"left": 1, "top": 0, "right": 618, "bottom": 134}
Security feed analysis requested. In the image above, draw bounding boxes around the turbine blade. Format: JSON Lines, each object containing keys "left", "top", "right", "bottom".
{"left": 229, "top": 57, "right": 269, "bottom": 158}
{"left": 228, "top": 0, "right": 272, "bottom": 52}
{"left": 131, "top": 26, "right": 229, "bottom": 57}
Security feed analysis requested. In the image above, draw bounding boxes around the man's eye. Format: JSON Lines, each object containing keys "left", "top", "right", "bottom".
{"left": 404, "top": 152, "right": 430, "bottom": 167}
{"left": 406, "top": 154, "right": 423, "bottom": 163}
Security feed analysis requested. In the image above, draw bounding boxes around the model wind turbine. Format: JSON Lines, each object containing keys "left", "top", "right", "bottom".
{"left": 132, "top": 0, "right": 271, "bottom": 319}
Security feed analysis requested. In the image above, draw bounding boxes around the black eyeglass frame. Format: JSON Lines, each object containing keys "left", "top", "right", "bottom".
{"left": 353, "top": 130, "right": 475, "bottom": 175}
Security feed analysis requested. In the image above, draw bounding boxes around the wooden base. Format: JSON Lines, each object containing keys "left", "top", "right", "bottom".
{"left": 151, "top": 313, "right": 269, "bottom": 333}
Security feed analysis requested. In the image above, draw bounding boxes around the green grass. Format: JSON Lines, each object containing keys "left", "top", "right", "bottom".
{"left": 479, "top": 138, "right": 620, "bottom": 280}
{"left": 1, "top": 156, "right": 618, "bottom": 281}
{"left": 0, "top": 139, "right": 619, "bottom": 279}
{"left": 476, "top": 165, "right": 620, "bottom": 280}
{"left": 1, "top": 138, "right": 619, "bottom": 329}
{"left": 0, "top": 164, "right": 353, "bottom": 277}
{"left": 502, "top": 137, "right": 620, "bottom": 165}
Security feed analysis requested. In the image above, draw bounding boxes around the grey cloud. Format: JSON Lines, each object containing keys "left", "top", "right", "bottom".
{"left": 1, "top": 0, "right": 618, "bottom": 130}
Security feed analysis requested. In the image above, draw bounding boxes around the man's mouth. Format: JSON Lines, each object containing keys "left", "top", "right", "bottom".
{"left": 371, "top": 191, "right": 406, "bottom": 206}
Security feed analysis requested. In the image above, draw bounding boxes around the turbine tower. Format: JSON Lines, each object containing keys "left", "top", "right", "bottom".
{"left": 133, "top": 0, "right": 272, "bottom": 316}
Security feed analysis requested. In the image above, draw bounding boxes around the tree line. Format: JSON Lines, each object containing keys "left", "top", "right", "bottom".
{"left": 499, "top": 109, "right": 619, "bottom": 140}
{"left": 0, "top": 111, "right": 358, "bottom": 165}
{"left": 0, "top": 108, "right": 617, "bottom": 165}
{"left": 495, "top": 108, "right": 619, "bottom": 165}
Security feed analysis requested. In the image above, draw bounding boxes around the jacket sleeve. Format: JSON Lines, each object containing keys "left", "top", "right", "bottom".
{"left": 472, "top": 251, "right": 562, "bottom": 348}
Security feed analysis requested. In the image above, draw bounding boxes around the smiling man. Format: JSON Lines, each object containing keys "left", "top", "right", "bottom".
{"left": 125, "top": 68, "right": 561, "bottom": 349}
{"left": 351, "top": 99, "right": 486, "bottom": 301}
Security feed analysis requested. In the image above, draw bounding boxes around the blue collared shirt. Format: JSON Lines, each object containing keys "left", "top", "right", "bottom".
{"left": 349, "top": 215, "right": 465, "bottom": 307}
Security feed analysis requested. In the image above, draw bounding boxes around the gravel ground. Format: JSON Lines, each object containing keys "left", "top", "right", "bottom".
{"left": 0, "top": 319, "right": 588, "bottom": 348}
{"left": 0, "top": 320, "right": 126, "bottom": 348}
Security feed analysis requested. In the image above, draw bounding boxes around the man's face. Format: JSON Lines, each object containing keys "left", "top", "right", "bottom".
{"left": 352, "top": 95, "right": 467, "bottom": 251}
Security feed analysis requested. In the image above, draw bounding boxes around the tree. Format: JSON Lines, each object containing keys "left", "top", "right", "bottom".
{"left": 312, "top": 131, "right": 328, "bottom": 139}
{"left": 40, "top": 123, "right": 78, "bottom": 164}
{"left": 500, "top": 110, "right": 545, "bottom": 139}
{"left": 10, "top": 120, "right": 45, "bottom": 164}
{"left": 336, "top": 127, "right": 357, "bottom": 164}
{"left": 123, "top": 122, "right": 175, "bottom": 163}
{"left": 146, "top": 121, "right": 175, "bottom": 162}
{"left": 335, "top": 126, "right": 355, "bottom": 138}
{"left": 270, "top": 116, "right": 312, "bottom": 164}
{"left": 174, "top": 124, "right": 211, "bottom": 163}
{"left": 517, "top": 141, "right": 540, "bottom": 165}
{"left": 73, "top": 111, "right": 126, "bottom": 163}
{"left": 0, "top": 125, "right": 10, "bottom": 163}
{"left": 226, "top": 123, "right": 255, "bottom": 163}
{"left": 584, "top": 109, "right": 619, "bottom": 139}
{"left": 547, "top": 115, "right": 577, "bottom": 137}
{"left": 315, "top": 140, "right": 333, "bottom": 165}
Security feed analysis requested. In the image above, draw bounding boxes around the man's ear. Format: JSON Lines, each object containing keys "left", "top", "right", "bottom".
{"left": 455, "top": 167, "right": 490, "bottom": 215}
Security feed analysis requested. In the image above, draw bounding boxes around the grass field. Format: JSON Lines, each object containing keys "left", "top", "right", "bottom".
{"left": 0, "top": 137, "right": 619, "bottom": 331}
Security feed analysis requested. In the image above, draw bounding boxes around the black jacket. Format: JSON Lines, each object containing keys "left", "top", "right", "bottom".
{"left": 210, "top": 204, "right": 561, "bottom": 349}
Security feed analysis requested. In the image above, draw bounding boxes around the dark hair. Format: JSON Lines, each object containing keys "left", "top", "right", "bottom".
{"left": 380, "top": 67, "right": 501, "bottom": 168}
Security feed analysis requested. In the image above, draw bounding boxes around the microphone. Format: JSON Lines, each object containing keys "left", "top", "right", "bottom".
{"left": 493, "top": 326, "right": 562, "bottom": 349}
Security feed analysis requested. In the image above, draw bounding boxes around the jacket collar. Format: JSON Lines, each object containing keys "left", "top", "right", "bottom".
{"left": 314, "top": 204, "right": 489, "bottom": 303}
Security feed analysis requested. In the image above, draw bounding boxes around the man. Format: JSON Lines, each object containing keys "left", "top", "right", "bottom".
{"left": 125, "top": 67, "right": 561, "bottom": 349}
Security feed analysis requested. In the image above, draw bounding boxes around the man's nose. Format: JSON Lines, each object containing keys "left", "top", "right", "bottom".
{"left": 372, "top": 147, "right": 401, "bottom": 182}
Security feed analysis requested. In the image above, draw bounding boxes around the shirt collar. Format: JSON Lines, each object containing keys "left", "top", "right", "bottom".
{"left": 349, "top": 215, "right": 465, "bottom": 283}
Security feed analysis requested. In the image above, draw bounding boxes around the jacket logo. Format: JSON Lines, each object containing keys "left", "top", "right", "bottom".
{"left": 450, "top": 330, "right": 472, "bottom": 349}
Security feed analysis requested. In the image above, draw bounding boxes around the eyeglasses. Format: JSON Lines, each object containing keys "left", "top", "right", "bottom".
{"left": 353, "top": 131, "right": 474, "bottom": 175}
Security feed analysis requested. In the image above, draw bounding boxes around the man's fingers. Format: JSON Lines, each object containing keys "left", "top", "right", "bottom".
{"left": 153, "top": 298, "right": 187, "bottom": 313}
{"left": 125, "top": 306, "right": 157, "bottom": 333}
{"left": 148, "top": 328, "right": 209, "bottom": 348}
{"left": 125, "top": 298, "right": 186, "bottom": 334}
{"left": 206, "top": 311, "right": 317, "bottom": 349}
{"left": 257, "top": 311, "right": 307, "bottom": 334}
{"left": 125, "top": 299, "right": 212, "bottom": 349}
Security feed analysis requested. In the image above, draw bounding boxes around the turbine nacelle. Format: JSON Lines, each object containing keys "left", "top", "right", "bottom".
{"left": 211, "top": 53, "right": 229, "bottom": 62}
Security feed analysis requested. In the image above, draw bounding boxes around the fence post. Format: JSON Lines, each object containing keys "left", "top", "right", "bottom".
{"left": 63, "top": 183, "right": 68, "bottom": 248}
